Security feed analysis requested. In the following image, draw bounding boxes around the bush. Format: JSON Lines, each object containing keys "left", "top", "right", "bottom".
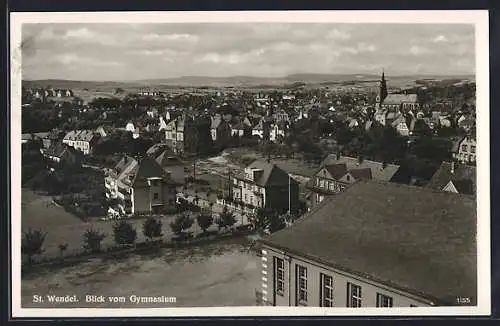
{"left": 143, "top": 217, "right": 163, "bottom": 241}
{"left": 113, "top": 220, "right": 137, "bottom": 246}
{"left": 215, "top": 207, "right": 237, "bottom": 231}
{"left": 22, "top": 229, "right": 47, "bottom": 264}
{"left": 196, "top": 213, "right": 214, "bottom": 233}
{"left": 170, "top": 213, "right": 194, "bottom": 236}
{"left": 82, "top": 228, "right": 106, "bottom": 253}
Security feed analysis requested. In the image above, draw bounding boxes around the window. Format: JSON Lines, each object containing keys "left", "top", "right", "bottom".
{"left": 320, "top": 274, "right": 334, "bottom": 307}
{"left": 376, "top": 293, "right": 393, "bottom": 307}
{"left": 319, "top": 179, "right": 325, "bottom": 188}
{"left": 471, "top": 145, "right": 476, "bottom": 153}
{"left": 346, "top": 175, "right": 351, "bottom": 182}
{"left": 274, "top": 257, "right": 285, "bottom": 296}
{"left": 316, "top": 178, "right": 320, "bottom": 186}
{"left": 296, "top": 265, "right": 308, "bottom": 305}
{"left": 347, "top": 283, "right": 362, "bottom": 307}
{"left": 329, "top": 182, "right": 334, "bottom": 191}
{"left": 153, "top": 193, "right": 159, "bottom": 200}
{"left": 461, "top": 144, "right": 468, "bottom": 152}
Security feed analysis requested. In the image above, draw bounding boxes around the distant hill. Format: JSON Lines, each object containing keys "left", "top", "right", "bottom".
{"left": 23, "top": 73, "right": 475, "bottom": 90}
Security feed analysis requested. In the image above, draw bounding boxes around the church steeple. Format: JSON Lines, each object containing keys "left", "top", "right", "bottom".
{"left": 379, "top": 69, "right": 388, "bottom": 104}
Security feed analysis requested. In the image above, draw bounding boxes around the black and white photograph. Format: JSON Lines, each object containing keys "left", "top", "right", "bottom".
{"left": 10, "top": 10, "right": 490, "bottom": 317}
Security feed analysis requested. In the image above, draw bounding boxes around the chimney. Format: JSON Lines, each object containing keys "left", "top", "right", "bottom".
{"left": 451, "top": 161, "right": 455, "bottom": 174}
{"left": 336, "top": 148, "right": 341, "bottom": 160}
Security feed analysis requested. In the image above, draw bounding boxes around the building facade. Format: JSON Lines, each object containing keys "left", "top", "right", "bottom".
{"left": 232, "top": 160, "right": 299, "bottom": 214}
{"left": 105, "top": 156, "right": 177, "bottom": 216}
{"left": 452, "top": 136, "right": 476, "bottom": 164}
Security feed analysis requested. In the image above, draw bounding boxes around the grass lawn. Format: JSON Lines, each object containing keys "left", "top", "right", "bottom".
{"left": 21, "top": 237, "right": 261, "bottom": 307}
{"left": 21, "top": 189, "right": 212, "bottom": 259}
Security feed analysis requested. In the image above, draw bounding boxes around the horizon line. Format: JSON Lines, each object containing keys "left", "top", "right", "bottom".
{"left": 22, "top": 72, "right": 476, "bottom": 84}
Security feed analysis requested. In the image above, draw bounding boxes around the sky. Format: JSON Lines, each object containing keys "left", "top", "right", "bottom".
{"left": 21, "top": 23, "right": 475, "bottom": 81}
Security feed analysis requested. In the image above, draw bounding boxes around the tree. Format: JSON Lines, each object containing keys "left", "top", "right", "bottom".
{"left": 113, "top": 220, "right": 137, "bottom": 247}
{"left": 22, "top": 229, "right": 47, "bottom": 264}
{"left": 82, "top": 228, "right": 106, "bottom": 253}
{"left": 249, "top": 208, "right": 270, "bottom": 233}
{"left": 142, "top": 217, "right": 163, "bottom": 242}
{"left": 196, "top": 213, "right": 214, "bottom": 234}
{"left": 170, "top": 213, "right": 194, "bottom": 236}
{"left": 215, "top": 206, "right": 237, "bottom": 231}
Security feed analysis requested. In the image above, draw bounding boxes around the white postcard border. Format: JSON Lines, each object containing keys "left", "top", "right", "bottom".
{"left": 10, "top": 10, "right": 490, "bottom": 317}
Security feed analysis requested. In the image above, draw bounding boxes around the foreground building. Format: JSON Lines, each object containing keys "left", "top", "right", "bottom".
{"left": 232, "top": 160, "right": 300, "bottom": 214}
{"left": 259, "top": 181, "right": 476, "bottom": 307}
{"left": 105, "top": 156, "right": 177, "bottom": 216}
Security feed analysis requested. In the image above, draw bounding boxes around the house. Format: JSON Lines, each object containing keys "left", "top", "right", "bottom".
{"left": 164, "top": 114, "right": 197, "bottom": 155}
{"left": 452, "top": 136, "right": 476, "bottom": 164}
{"left": 105, "top": 155, "right": 177, "bottom": 216}
{"left": 62, "top": 130, "right": 98, "bottom": 155}
{"left": 307, "top": 161, "right": 374, "bottom": 207}
{"left": 252, "top": 117, "right": 271, "bottom": 140}
{"left": 306, "top": 153, "right": 400, "bottom": 207}
{"left": 41, "top": 141, "right": 82, "bottom": 167}
{"left": 95, "top": 125, "right": 113, "bottom": 138}
{"left": 230, "top": 120, "right": 246, "bottom": 137}
{"left": 390, "top": 115, "right": 410, "bottom": 136}
{"left": 269, "top": 121, "right": 288, "bottom": 143}
{"left": 273, "top": 109, "right": 290, "bottom": 123}
{"left": 427, "top": 161, "right": 476, "bottom": 195}
{"left": 231, "top": 160, "right": 300, "bottom": 214}
{"left": 146, "top": 108, "right": 159, "bottom": 118}
{"left": 210, "top": 115, "right": 232, "bottom": 144}
{"left": 258, "top": 181, "right": 476, "bottom": 307}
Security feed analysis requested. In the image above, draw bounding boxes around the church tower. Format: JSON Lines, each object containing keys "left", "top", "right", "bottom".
{"left": 376, "top": 70, "right": 388, "bottom": 108}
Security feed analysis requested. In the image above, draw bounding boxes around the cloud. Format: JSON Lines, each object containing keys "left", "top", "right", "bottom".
{"left": 22, "top": 23, "right": 475, "bottom": 80}
{"left": 326, "top": 28, "right": 351, "bottom": 40}
{"left": 432, "top": 35, "right": 448, "bottom": 43}
{"left": 54, "top": 53, "right": 122, "bottom": 67}
{"left": 142, "top": 33, "right": 198, "bottom": 42}
{"left": 408, "top": 45, "right": 434, "bottom": 56}
{"left": 196, "top": 48, "right": 266, "bottom": 65}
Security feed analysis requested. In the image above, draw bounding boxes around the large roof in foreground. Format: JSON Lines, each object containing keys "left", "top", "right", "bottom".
{"left": 260, "top": 180, "right": 477, "bottom": 305}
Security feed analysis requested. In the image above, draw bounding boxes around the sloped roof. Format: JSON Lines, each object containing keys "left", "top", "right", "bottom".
{"left": 324, "top": 164, "right": 348, "bottom": 180}
{"left": 383, "top": 94, "right": 418, "bottom": 105}
{"left": 132, "top": 156, "right": 170, "bottom": 187}
{"left": 427, "top": 162, "right": 476, "bottom": 195}
{"left": 348, "top": 168, "right": 373, "bottom": 180}
{"left": 321, "top": 155, "right": 400, "bottom": 182}
{"left": 260, "top": 181, "right": 476, "bottom": 305}
{"left": 63, "top": 129, "right": 95, "bottom": 142}
{"left": 244, "top": 160, "right": 298, "bottom": 187}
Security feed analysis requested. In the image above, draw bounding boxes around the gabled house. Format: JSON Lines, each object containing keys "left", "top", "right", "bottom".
{"left": 41, "top": 141, "right": 82, "bottom": 167}
{"left": 427, "top": 161, "right": 476, "bottom": 195}
{"left": 164, "top": 113, "right": 200, "bottom": 156}
{"left": 231, "top": 160, "right": 300, "bottom": 214}
{"left": 307, "top": 154, "right": 400, "bottom": 207}
{"left": 62, "top": 130, "right": 99, "bottom": 155}
{"left": 259, "top": 181, "right": 476, "bottom": 307}
{"left": 105, "top": 155, "right": 177, "bottom": 216}
{"left": 210, "top": 115, "right": 232, "bottom": 144}
{"left": 452, "top": 136, "right": 476, "bottom": 164}
{"left": 95, "top": 125, "right": 114, "bottom": 138}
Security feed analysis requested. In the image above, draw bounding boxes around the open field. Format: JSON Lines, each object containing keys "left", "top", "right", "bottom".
{"left": 21, "top": 189, "right": 218, "bottom": 258}
{"left": 22, "top": 237, "right": 260, "bottom": 307}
